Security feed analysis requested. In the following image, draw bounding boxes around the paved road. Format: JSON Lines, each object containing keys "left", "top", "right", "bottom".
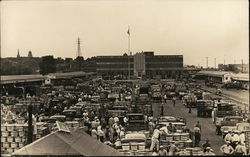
{"left": 152, "top": 100, "right": 224, "bottom": 155}
{"left": 200, "top": 84, "right": 249, "bottom": 105}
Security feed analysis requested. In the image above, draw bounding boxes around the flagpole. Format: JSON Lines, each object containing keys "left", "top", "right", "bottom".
{"left": 128, "top": 26, "right": 130, "bottom": 80}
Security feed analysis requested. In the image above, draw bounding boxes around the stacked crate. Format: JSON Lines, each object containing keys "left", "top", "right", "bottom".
{"left": 65, "top": 121, "right": 80, "bottom": 129}
{"left": 1, "top": 123, "right": 49, "bottom": 154}
{"left": 161, "top": 133, "right": 192, "bottom": 149}
{"left": 35, "top": 122, "right": 49, "bottom": 140}
{"left": 1, "top": 124, "right": 28, "bottom": 154}
{"left": 13, "top": 102, "right": 41, "bottom": 115}
{"left": 245, "top": 131, "right": 250, "bottom": 154}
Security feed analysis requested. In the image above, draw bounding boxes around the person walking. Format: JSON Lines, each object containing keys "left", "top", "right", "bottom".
{"left": 193, "top": 125, "right": 201, "bottom": 146}
{"left": 172, "top": 96, "right": 176, "bottom": 107}
{"left": 161, "top": 103, "right": 164, "bottom": 116}
{"left": 195, "top": 121, "right": 201, "bottom": 132}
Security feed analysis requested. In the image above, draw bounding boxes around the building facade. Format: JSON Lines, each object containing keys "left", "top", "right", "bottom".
{"left": 96, "top": 51, "right": 184, "bottom": 79}
{"left": 133, "top": 52, "right": 146, "bottom": 77}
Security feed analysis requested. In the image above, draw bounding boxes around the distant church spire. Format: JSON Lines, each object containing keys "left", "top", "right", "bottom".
{"left": 28, "top": 50, "right": 33, "bottom": 58}
{"left": 17, "top": 49, "right": 20, "bottom": 58}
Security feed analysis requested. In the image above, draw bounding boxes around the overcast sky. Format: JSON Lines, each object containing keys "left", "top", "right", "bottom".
{"left": 1, "top": 0, "right": 249, "bottom": 67}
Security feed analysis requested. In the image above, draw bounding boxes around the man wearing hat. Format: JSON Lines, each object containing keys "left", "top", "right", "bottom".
{"left": 239, "top": 131, "right": 245, "bottom": 145}
{"left": 231, "top": 131, "right": 240, "bottom": 149}
{"left": 169, "top": 142, "right": 179, "bottom": 156}
{"left": 224, "top": 131, "right": 232, "bottom": 144}
{"left": 220, "top": 143, "right": 234, "bottom": 155}
{"left": 158, "top": 145, "right": 168, "bottom": 156}
{"left": 235, "top": 142, "right": 247, "bottom": 155}
{"left": 204, "top": 147, "right": 215, "bottom": 156}
{"left": 202, "top": 138, "right": 211, "bottom": 152}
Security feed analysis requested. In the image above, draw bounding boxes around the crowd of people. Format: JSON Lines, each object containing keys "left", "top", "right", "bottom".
{"left": 221, "top": 131, "right": 247, "bottom": 155}
{"left": 1, "top": 77, "right": 249, "bottom": 156}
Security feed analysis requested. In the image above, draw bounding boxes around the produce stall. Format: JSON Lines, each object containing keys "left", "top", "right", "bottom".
{"left": 179, "top": 147, "right": 205, "bottom": 156}
{"left": 160, "top": 132, "right": 192, "bottom": 149}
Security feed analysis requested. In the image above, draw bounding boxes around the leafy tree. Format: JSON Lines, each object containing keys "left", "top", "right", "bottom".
{"left": 39, "top": 55, "right": 56, "bottom": 75}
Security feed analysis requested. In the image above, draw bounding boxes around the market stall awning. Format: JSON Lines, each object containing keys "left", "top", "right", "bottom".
{"left": 12, "top": 128, "right": 123, "bottom": 156}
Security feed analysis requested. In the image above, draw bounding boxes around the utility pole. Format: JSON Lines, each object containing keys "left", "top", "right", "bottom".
{"left": 241, "top": 59, "right": 244, "bottom": 73}
{"left": 206, "top": 57, "right": 208, "bottom": 68}
{"left": 214, "top": 58, "right": 216, "bottom": 69}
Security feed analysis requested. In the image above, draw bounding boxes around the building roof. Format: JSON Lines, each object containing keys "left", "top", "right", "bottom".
{"left": 231, "top": 73, "right": 249, "bottom": 81}
{"left": 12, "top": 128, "right": 123, "bottom": 156}
{"left": 1, "top": 72, "right": 95, "bottom": 84}
{"left": 196, "top": 70, "right": 232, "bottom": 77}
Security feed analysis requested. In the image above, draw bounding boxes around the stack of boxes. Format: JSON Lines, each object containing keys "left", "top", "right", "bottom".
{"left": 13, "top": 101, "right": 41, "bottom": 114}
{"left": 65, "top": 121, "right": 80, "bottom": 129}
{"left": 1, "top": 122, "right": 48, "bottom": 155}
{"left": 35, "top": 122, "right": 49, "bottom": 139}
{"left": 1, "top": 124, "right": 28, "bottom": 154}
{"left": 161, "top": 133, "right": 192, "bottom": 149}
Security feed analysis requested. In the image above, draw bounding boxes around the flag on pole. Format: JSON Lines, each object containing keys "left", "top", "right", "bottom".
{"left": 127, "top": 28, "right": 130, "bottom": 35}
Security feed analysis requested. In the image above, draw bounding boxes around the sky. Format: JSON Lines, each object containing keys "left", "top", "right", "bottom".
{"left": 1, "top": 0, "right": 249, "bottom": 67}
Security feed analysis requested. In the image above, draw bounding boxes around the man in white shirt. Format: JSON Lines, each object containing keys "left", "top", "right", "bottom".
{"left": 231, "top": 132, "right": 240, "bottom": 149}
{"left": 150, "top": 127, "right": 161, "bottom": 151}
{"left": 235, "top": 142, "right": 247, "bottom": 155}
{"left": 224, "top": 131, "right": 232, "bottom": 144}
{"left": 123, "top": 116, "right": 128, "bottom": 124}
{"left": 114, "top": 116, "right": 119, "bottom": 123}
{"left": 220, "top": 143, "right": 234, "bottom": 155}
{"left": 239, "top": 132, "right": 245, "bottom": 144}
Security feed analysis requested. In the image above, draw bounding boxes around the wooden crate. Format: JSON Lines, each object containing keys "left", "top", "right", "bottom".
{"left": 1, "top": 131, "right": 9, "bottom": 137}
{"left": 21, "top": 137, "right": 26, "bottom": 142}
{"left": 1, "top": 137, "right": 7, "bottom": 143}
{"left": 173, "top": 135, "right": 181, "bottom": 141}
{"left": 16, "top": 126, "right": 24, "bottom": 132}
{"left": 6, "top": 125, "right": 15, "bottom": 131}
{"left": 166, "top": 135, "right": 173, "bottom": 141}
{"left": 10, "top": 142, "right": 17, "bottom": 148}
{"left": 6, "top": 148, "right": 13, "bottom": 154}
{"left": 1, "top": 126, "right": 7, "bottom": 132}
{"left": 245, "top": 131, "right": 250, "bottom": 152}
{"left": 7, "top": 137, "right": 13, "bottom": 142}
{"left": 180, "top": 134, "right": 189, "bottom": 141}
{"left": 2, "top": 142, "right": 10, "bottom": 148}
{"left": 18, "top": 142, "right": 24, "bottom": 148}
{"left": 10, "top": 131, "right": 18, "bottom": 137}
{"left": 18, "top": 131, "right": 24, "bottom": 137}
{"left": 15, "top": 137, "right": 22, "bottom": 143}
{"left": 16, "top": 118, "right": 25, "bottom": 124}
{"left": 1, "top": 147, "right": 5, "bottom": 152}
{"left": 36, "top": 134, "right": 41, "bottom": 139}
